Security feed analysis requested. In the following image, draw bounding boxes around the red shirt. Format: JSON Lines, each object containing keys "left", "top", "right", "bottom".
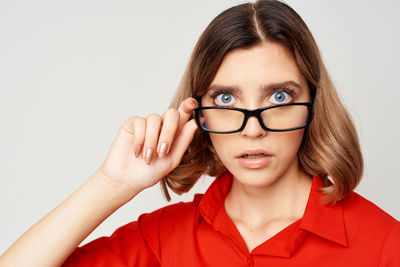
{"left": 62, "top": 171, "right": 400, "bottom": 266}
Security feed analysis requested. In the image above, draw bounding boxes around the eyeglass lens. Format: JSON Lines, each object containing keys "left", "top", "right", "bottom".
{"left": 198, "top": 105, "right": 308, "bottom": 132}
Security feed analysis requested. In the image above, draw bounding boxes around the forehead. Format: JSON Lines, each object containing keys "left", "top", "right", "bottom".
{"left": 210, "top": 42, "right": 308, "bottom": 94}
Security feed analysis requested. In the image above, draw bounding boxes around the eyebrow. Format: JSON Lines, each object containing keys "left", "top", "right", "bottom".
{"left": 206, "top": 81, "right": 302, "bottom": 95}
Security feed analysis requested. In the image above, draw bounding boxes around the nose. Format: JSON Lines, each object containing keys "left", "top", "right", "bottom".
{"left": 240, "top": 116, "right": 267, "bottom": 138}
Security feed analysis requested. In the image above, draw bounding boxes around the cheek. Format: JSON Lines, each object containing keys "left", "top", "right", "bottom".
{"left": 209, "top": 134, "right": 226, "bottom": 151}
{"left": 271, "top": 130, "right": 305, "bottom": 158}
{"left": 209, "top": 134, "right": 233, "bottom": 161}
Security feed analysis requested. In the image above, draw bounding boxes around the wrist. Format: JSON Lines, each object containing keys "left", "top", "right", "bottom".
{"left": 90, "top": 168, "right": 141, "bottom": 205}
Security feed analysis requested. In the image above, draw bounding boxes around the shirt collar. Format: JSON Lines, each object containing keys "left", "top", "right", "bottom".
{"left": 196, "top": 171, "right": 348, "bottom": 257}
{"left": 298, "top": 175, "right": 348, "bottom": 247}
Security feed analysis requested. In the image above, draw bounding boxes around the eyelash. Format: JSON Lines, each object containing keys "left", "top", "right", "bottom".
{"left": 270, "top": 87, "right": 297, "bottom": 103}
{"left": 207, "top": 87, "right": 297, "bottom": 105}
{"left": 208, "top": 89, "right": 235, "bottom": 101}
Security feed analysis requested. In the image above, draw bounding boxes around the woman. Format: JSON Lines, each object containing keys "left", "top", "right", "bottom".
{"left": 1, "top": 0, "right": 399, "bottom": 266}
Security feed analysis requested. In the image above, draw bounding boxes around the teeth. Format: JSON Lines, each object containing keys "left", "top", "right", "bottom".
{"left": 243, "top": 153, "right": 266, "bottom": 159}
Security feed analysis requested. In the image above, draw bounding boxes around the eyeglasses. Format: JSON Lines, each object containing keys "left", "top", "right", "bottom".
{"left": 193, "top": 102, "right": 314, "bottom": 134}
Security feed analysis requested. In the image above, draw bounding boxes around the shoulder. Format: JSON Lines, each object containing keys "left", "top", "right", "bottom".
{"left": 135, "top": 193, "right": 203, "bottom": 253}
{"left": 343, "top": 191, "right": 399, "bottom": 228}
{"left": 339, "top": 191, "right": 400, "bottom": 264}
{"left": 342, "top": 191, "right": 400, "bottom": 247}
{"left": 138, "top": 193, "right": 203, "bottom": 233}
{"left": 141, "top": 193, "right": 203, "bottom": 220}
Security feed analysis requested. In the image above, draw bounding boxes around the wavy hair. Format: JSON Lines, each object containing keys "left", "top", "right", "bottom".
{"left": 160, "top": 0, "right": 363, "bottom": 205}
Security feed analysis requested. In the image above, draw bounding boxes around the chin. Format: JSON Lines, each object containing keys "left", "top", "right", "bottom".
{"left": 229, "top": 166, "right": 283, "bottom": 188}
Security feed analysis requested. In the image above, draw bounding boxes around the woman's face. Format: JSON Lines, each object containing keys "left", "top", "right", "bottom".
{"left": 201, "top": 42, "right": 311, "bottom": 188}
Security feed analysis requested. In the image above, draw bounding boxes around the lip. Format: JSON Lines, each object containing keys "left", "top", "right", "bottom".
{"left": 236, "top": 148, "right": 271, "bottom": 158}
{"left": 236, "top": 148, "right": 272, "bottom": 169}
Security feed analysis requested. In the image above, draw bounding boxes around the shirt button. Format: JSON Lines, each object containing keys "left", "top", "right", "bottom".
{"left": 247, "top": 257, "right": 253, "bottom": 266}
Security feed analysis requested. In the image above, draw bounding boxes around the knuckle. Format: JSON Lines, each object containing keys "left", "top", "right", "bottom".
{"left": 121, "top": 117, "right": 134, "bottom": 129}
{"left": 146, "top": 113, "right": 162, "bottom": 123}
{"left": 123, "top": 116, "right": 141, "bottom": 126}
{"left": 121, "top": 117, "right": 143, "bottom": 135}
{"left": 134, "top": 117, "right": 145, "bottom": 126}
{"left": 122, "top": 117, "right": 132, "bottom": 126}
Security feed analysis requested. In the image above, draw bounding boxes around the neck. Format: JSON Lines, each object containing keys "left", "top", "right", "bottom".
{"left": 225, "top": 166, "right": 312, "bottom": 227}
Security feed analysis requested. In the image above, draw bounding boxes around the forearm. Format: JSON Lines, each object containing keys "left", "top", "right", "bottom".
{"left": 0, "top": 169, "right": 139, "bottom": 267}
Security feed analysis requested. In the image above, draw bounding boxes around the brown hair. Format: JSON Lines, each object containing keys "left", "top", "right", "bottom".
{"left": 161, "top": 0, "right": 363, "bottom": 205}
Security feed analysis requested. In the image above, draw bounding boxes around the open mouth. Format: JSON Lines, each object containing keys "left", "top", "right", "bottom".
{"left": 241, "top": 153, "right": 267, "bottom": 159}
{"left": 237, "top": 150, "right": 271, "bottom": 169}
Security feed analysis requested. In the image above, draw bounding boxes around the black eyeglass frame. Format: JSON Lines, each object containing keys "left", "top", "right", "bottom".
{"left": 193, "top": 102, "right": 314, "bottom": 134}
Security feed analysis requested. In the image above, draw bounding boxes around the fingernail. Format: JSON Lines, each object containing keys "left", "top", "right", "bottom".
{"left": 159, "top": 143, "right": 168, "bottom": 158}
{"left": 145, "top": 148, "right": 153, "bottom": 164}
{"left": 134, "top": 145, "right": 142, "bottom": 157}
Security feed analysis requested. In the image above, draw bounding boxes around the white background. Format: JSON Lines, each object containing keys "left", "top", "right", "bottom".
{"left": 1, "top": 0, "right": 399, "bottom": 254}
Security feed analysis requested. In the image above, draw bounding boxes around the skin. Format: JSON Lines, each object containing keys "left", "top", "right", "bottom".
{"left": 202, "top": 42, "right": 313, "bottom": 252}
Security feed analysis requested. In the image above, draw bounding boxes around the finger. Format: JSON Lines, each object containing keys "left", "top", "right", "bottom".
{"left": 157, "top": 108, "right": 179, "bottom": 158}
{"left": 131, "top": 117, "right": 146, "bottom": 157}
{"left": 177, "top": 97, "right": 198, "bottom": 131}
{"left": 168, "top": 119, "right": 198, "bottom": 167}
{"left": 142, "top": 113, "right": 162, "bottom": 165}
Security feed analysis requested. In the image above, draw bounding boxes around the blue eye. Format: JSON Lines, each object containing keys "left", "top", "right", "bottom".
{"left": 216, "top": 93, "right": 236, "bottom": 106}
{"left": 270, "top": 91, "right": 291, "bottom": 104}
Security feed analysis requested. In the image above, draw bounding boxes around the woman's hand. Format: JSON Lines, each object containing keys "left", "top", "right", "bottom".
{"left": 0, "top": 99, "right": 201, "bottom": 267}
{"left": 98, "top": 97, "right": 199, "bottom": 195}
